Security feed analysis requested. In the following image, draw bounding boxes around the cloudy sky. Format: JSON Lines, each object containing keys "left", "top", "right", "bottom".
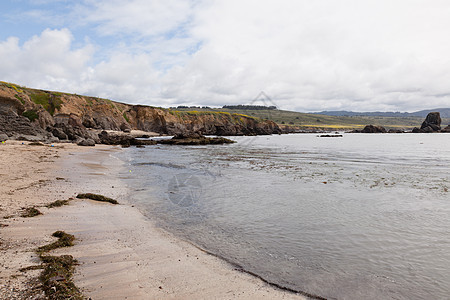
{"left": 1, "top": 0, "right": 450, "bottom": 112}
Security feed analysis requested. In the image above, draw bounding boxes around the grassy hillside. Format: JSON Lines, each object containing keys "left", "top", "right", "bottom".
{"left": 173, "top": 107, "right": 450, "bottom": 130}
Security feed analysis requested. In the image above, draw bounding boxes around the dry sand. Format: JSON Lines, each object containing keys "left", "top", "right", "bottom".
{"left": 0, "top": 141, "right": 306, "bottom": 299}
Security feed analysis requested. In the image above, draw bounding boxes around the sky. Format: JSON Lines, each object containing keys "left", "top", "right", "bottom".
{"left": 1, "top": 0, "right": 450, "bottom": 112}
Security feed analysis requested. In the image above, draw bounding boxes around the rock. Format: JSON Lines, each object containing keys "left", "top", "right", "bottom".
{"left": 420, "top": 112, "right": 441, "bottom": 132}
{"left": 51, "top": 127, "right": 68, "bottom": 140}
{"left": 388, "top": 129, "right": 403, "bottom": 133}
{"left": 158, "top": 133, "right": 235, "bottom": 145}
{"left": 120, "top": 123, "right": 132, "bottom": 132}
{"left": 0, "top": 110, "right": 49, "bottom": 140}
{"left": 318, "top": 134, "right": 343, "bottom": 137}
{"left": 0, "top": 133, "right": 8, "bottom": 141}
{"left": 77, "top": 138, "right": 95, "bottom": 146}
{"left": 412, "top": 127, "right": 423, "bottom": 133}
{"left": 441, "top": 125, "right": 450, "bottom": 133}
{"left": 98, "top": 130, "right": 156, "bottom": 146}
{"left": 361, "top": 125, "right": 387, "bottom": 133}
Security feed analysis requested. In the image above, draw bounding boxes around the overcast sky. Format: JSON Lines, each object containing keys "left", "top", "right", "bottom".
{"left": 1, "top": 0, "right": 450, "bottom": 112}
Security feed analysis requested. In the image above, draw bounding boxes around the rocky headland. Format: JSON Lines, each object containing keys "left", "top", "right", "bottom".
{"left": 352, "top": 112, "right": 450, "bottom": 133}
{"left": 0, "top": 82, "right": 281, "bottom": 145}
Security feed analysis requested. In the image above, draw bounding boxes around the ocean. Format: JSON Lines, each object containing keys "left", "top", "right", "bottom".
{"left": 117, "top": 133, "right": 450, "bottom": 299}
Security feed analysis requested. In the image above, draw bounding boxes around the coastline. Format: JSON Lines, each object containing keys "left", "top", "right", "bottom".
{"left": 0, "top": 142, "right": 306, "bottom": 299}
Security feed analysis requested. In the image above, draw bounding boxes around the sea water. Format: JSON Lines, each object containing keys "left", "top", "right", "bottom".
{"left": 117, "top": 134, "right": 450, "bottom": 299}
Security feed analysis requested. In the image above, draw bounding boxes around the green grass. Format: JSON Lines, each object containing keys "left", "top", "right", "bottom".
{"left": 30, "top": 92, "right": 62, "bottom": 115}
{"left": 173, "top": 107, "right": 439, "bottom": 130}
{"left": 22, "top": 110, "right": 39, "bottom": 122}
{"left": 123, "top": 112, "right": 130, "bottom": 122}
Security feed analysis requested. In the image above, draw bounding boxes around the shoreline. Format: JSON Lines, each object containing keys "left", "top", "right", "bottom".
{"left": 1, "top": 141, "right": 307, "bottom": 299}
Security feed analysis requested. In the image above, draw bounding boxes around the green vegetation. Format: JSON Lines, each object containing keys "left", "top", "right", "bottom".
{"left": 46, "top": 199, "right": 70, "bottom": 208}
{"left": 173, "top": 107, "right": 437, "bottom": 130}
{"left": 76, "top": 193, "right": 119, "bottom": 204}
{"left": 22, "top": 110, "right": 39, "bottom": 122}
{"left": 123, "top": 112, "right": 130, "bottom": 122}
{"left": 30, "top": 92, "right": 62, "bottom": 115}
{"left": 14, "top": 94, "right": 25, "bottom": 104}
{"left": 21, "top": 207, "right": 42, "bottom": 218}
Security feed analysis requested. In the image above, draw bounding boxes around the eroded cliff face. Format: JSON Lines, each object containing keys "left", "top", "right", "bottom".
{"left": 0, "top": 82, "right": 281, "bottom": 142}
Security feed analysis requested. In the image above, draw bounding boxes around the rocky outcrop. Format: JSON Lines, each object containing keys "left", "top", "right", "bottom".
{"left": 441, "top": 125, "right": 450, "bottom": 133}
{"left": 158, "top": 133, "right": 235, "bottom": 145}
{"left": 420, "top": 112, "right": 441, "bottom": 132}
{"left": 360, "top": 125, "right": 387, "bottom": 133}
{"left": 0, "top": 82, "right": 282, "bottom": 144}
{"left": 412, "top": 112, "right": 442, "bottom": 133}
{"left": 98, "top": 131, "right": 157, "bottom": 147}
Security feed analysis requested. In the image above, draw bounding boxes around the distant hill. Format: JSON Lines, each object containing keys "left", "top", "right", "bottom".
{"left": 314, "top": 108, "right": 450, "bottom": 118}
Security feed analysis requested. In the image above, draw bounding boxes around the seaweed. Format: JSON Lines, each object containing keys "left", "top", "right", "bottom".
{"left": 38, "top": 231, "right": 82, "bottom": 299}
{"left": 37, "top": 231, "right": 75, "bottom": 254}
{"left": 21, "top": 207, "right": 42, "bottom": 218}
{"left": 46, "top": 200, "right": 70, "bottom": 208}
{"left": 76, "top": 193, "right": 118, "bottom": 204}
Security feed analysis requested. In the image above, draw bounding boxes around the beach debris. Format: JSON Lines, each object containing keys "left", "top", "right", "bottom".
{"left": 38, "top": 231, "right": 75, "bottom": 253}
{"left": 21, "top": 207, "right": 42, "bottom": 218}
{"left": 28, "top": 141, "right": 45, "bottom": 146}
{"left": 18, "top": 231, "right": 82, "bottom": 299}
{"left": 46, "top": 199, "right": 70, "bottom": 208}
{"left": 76, "top": 193, "right": 119, "bottom": 204}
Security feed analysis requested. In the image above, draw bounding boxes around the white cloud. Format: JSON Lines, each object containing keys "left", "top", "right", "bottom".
{"left": 0, "top": 28, "right": 94, "bottom": 90}
{"left": 2, "top": 0, "right": 450, "bottom": 112}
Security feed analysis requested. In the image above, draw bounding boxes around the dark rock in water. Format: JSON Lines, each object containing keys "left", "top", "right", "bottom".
{"left": 77, "top": 138, "right": 95, "bottom": 146}
{"left": 442, "top": 125, "right": 450, "bottom": 133}
{"left": 173, "top": 133, "right": 204, "bottom": 139}
{"left": 420, "top": 112, "right": 441, "bottom": 132}
{"left": 412, "top": 127, "right": 423, "bottom": 133}
{"left": 318, "top": 134, "right": 343, "bottom": 137}
{"left": 361, "top": 125, "right": 387, "bottom": 133}
{"left": 158, "top": 133, "right": 235, "bottom": 145}
{"left": 98, "top": 130, "right": 156, "bottom": 146}
{"left": 388, "top": 129, "right": 403, "bottom": 133}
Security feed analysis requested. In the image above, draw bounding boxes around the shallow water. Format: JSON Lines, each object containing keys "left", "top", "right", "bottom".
{"left": 118, "top": 134, "right": 450, "bottom": 299}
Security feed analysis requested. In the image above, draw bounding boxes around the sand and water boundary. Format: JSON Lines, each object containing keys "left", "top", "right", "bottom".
{"left": 0, "top": 141, "right": 306, "bottom": 299}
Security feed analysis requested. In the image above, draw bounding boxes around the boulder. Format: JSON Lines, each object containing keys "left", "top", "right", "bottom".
{"left": 50, "top": 127, "right": 68, "bottom": 140}
{"left": 442, "top": 125, "right": 450, "bottom": 133}
{"left": 420, "top": 112, "right": 441, "bottom": 132}
{"left": 0, "top": 133, "right": 8, "bottom": 141}
{"left": 361, "top": 125, "right": 387, "bottom": 133}
{"left": 77, "top": 138, "right": 95, "bottom": 146}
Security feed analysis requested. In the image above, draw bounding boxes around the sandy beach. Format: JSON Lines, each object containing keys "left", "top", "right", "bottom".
{"left": 0, "top": 141, "right": 306, "bottom": 299}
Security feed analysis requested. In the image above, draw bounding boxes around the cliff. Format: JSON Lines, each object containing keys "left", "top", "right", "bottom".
{"left": 0, "top": 82, "right": 281, "bottom": 142}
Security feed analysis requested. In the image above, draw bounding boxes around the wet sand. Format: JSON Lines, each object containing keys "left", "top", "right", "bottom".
{"left": 0, "top": 141, "right": 305, "bottom": 299}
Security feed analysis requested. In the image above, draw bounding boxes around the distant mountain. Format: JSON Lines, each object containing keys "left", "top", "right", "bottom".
{"left": 314, "top": 108, "right": 450, "bottom": 118}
